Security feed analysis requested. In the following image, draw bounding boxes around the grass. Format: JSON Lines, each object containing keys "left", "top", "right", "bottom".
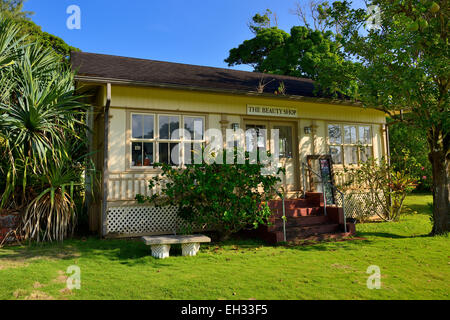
{"left": 0, "top": 194, "right": 448, "bottom": 300}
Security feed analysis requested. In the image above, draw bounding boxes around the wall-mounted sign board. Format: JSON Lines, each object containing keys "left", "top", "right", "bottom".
{"left": 247, "top": 105, "right": 298, "bottom": 118}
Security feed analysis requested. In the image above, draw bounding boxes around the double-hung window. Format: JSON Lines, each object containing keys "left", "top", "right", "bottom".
{"left": 328, "top": 124, "right": 373, "bottom": 165}
{"left": 131, "top": 113, "right": 205, "bottom": 168}
{"left": 183, "top": 116, "right": 205, "bottom": 165}
{"left": 158, "top": 115, "right": 181, "bottom": 166}
{"left": 131, "top": 114, "right": 155, "bottom": 167}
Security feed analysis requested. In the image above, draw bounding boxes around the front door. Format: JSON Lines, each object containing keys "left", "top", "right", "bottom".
{"left": 244, "top": 120, "right": 299, "bottom": 192}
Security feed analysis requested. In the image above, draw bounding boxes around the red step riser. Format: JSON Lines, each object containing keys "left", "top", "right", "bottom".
{"left": 266, "top": 216, "right": 330, "bottom": 232}
{"left": 269, "top": 201, "right": 313, "bottom": 210}
{"left": 268, "top": 193, "right": 324, "bottom": 209}
{"left": 271, "top": 207, "right": 324, "bottom": 218}
{"left": 258, "top": 194, "right": 352, "bottom": 244}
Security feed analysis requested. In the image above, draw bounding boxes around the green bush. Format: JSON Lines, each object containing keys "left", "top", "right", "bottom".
{"left": 388, "top": 119, "right": 432, "bottom": 192}
{"left": 338, "top": 152, "right": 420, "bottom": 222}
{"left": 136, "top": 152, "right": 283, "bottom": 240}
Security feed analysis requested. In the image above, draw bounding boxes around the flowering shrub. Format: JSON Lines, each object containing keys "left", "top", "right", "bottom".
{"left": 136, "top": 151, "right": 283, "bottom": 240}
{"left": 338, "top": 151, "right": 420, "bottom": 222}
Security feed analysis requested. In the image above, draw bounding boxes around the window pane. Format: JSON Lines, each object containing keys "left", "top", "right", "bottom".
{"left": 132, "top": 115, "right": 143, "bottom": 139}
{"left": 159, "top": 116, "right": 180, "bottom": 140}
{"left": 159, "top": 143, "right": 180, "bottom": 165}
{"left": 360, "top": 147, "right": 373, "bottom": 163}
{"left": 143, "top": 115, "right": 154, "bottom": 139}
{"left": 246, "top": 126, "right": 267, "bottom": 153}
{"left": 183, "top": 143, "right": 203, "bottom": 165}
{"left": 359, "top": 126, "right": 372, "bottom": 145}
{"left": 159, "top": 143, "right": 169, "bottom": 164}
{"left": 328, "top": 125, "right": 342, "bottom": 144}
{"left": 159, "top": 116, "right": 169, "bottom": 140}
{"left": 170, "top": 143, "right": 180, "bottom": 166}
{"left": 330, "top": 146, "right": 342, "bottom": 164}
{"left": 184, "top": 117, "right": 204, "bottom": 141}
{"left": 170, "top": 117, "right": 180, "bottom": 139}
{"left": 344, "top": 125, "right": 357, "bottom": 144}
{"left": 344, "top": 146, "right": 358, "bottom": 165}
{"left": 184, "top": 143, "right": 193, "bottom": 165}
{"left": 132, "top": 142, "right": 143, "bottom": 167}
{"left": 273, "top": 125, "right": 293, "bottom": 159}
{"left": 143, "top": 143, "right": 154, "bottom": 166}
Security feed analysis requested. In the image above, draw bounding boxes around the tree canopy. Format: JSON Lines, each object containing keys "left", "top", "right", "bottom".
{"left": 320, "top": 0, "right": 449, "bottom": 234}
{"left": 0, "top": 0, "right": 32, "bottom": 20}
{"left": 0, "top": 0, "right": 79, "bottom": 60}
{"left": 226, "top": 1, "right": 448, "bottom": 234}
{"left": 225, "top": 10, "right": 358, "bottom": 97}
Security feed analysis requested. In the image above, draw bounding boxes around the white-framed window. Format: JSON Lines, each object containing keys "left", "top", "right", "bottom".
{"left": 130, "top": 113, "right": 205, "bottom": 168}
{"left": 328, "top": 123, "right": 373, "bottom": 165}
{"left": 183, "top": 116, "right": 205, "bottom": 165}
{"left": 131, "top": 113, "right": 155, "bottom": 167}
{"left": 157, "top": 114, "right": 181, "bottom": 166}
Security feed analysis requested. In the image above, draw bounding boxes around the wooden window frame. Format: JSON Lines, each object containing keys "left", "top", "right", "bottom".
{"left": 327, "top": 122, "right": 374, "bottom": 166}
{"left": 130, "top": 113, "right": 156, "bottom": 169}
{"left": 129, "top": 112, "right": 206, "bottom": 170}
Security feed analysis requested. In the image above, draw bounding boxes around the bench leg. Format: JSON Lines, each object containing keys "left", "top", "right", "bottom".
{"left": 151, "top": 244, "right": 171, "bottom": 259}
{"left": 182, "top": 243, "right": 200, "bottom": 257}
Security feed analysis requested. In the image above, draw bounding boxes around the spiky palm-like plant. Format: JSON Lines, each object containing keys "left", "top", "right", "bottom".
{"left": 0, "top": 15, "right": 89, "bottom": 242}
{"left": 22, "top": 152, "right": 81, "bottom": 242}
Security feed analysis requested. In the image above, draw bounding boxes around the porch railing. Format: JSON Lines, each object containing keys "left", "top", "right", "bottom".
{"left": 302, "top": 162, "right": 348, "bottom": 233}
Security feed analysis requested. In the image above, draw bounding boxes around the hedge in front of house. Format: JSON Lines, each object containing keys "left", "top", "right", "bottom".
{"left": 136, "top": 152, "right": 283, "bottom": 240}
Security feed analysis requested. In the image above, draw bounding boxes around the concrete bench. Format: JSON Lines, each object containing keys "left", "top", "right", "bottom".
{"left": 141, "top": 235, "right": 211, "bottom": 259}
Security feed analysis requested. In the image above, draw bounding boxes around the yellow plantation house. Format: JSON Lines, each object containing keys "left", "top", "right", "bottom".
{"left": 71, "top": 52, "right": 388, "bottom": 239}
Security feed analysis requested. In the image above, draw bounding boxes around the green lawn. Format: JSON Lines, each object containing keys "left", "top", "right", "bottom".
{"left": 0, "top": 194, "right": 448, "bottom": 300}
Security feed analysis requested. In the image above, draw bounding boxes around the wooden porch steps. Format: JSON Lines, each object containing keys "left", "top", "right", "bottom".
{"left": 256, "top": 192, "right": 355, "bottom": 244}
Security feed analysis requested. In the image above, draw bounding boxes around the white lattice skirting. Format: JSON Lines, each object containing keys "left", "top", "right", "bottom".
{"left": 107, "top": 206, "right": 186, "bottom": 236}
{"left": 335, "top": 190, "right": 385, "bottom": 219}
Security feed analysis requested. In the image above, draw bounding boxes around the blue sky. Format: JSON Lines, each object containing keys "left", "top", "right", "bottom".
{"left": 24, "top": 0, "right": 366, "bottom": 71}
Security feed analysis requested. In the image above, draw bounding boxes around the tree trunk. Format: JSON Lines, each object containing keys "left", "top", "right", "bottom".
{"left": 428, "top": 133, "right": 450, "bottom": 235}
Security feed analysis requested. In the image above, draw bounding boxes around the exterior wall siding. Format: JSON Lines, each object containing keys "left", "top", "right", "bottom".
{"left": 88, "top": 84, "right": 387, "bottom": 236}
{"left": 104, "top": 85, "right": 386, "bottom": 203}
{"left": 109, "top": 85, "right": 386, "bottom": 124}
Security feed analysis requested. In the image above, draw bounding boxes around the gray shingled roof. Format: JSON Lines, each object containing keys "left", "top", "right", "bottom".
{"left": 71, "top": 52, "right": 323, "bottom": 98}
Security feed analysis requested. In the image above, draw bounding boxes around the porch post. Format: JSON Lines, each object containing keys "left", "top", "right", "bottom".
{"left": 101, "top": 83, "right": 112, "bottom": 237}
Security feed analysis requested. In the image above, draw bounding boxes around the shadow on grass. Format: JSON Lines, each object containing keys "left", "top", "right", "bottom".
{"left": 0, "top": 233, "right": 379, "bottom": 266}
{"left": 355, "top": 231, "right": 433, "bottom": 239}
{"left": 205, "top": 235, "right": 371, "bottom": 253}
{"left": 0, "top": 242, "right": 80, "bottom": 263}
{"left": 0, "top": 238, "right": 172, "bottom": 268}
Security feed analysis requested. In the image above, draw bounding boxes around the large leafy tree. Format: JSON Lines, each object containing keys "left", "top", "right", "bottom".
{"left": 226, "top": 10, "right": 358, "bottom": 98}
{"left": 320, "top": 0, "right": 449, "bottom": 234}
{"left": 0, "top": 0, "right": 32, "bottom": 20}
{"left": 389, "top": 119, "right": 432, "bottom": 191}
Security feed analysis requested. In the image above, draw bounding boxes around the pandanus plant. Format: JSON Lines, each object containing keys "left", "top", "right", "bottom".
{"left": 22, "top": 153, "right": 79, "bottom": 242}
{"left": 0, "top": 15, "right": 89, "bottom": 242}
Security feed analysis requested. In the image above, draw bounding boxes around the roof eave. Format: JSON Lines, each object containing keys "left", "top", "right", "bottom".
{"left": 74, "top": 74, "right": 364, "bottom": 108}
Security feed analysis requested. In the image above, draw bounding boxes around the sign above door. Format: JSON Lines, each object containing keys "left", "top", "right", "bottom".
{"left": 247, "top": 105, "right": 298, "bottom": 118}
